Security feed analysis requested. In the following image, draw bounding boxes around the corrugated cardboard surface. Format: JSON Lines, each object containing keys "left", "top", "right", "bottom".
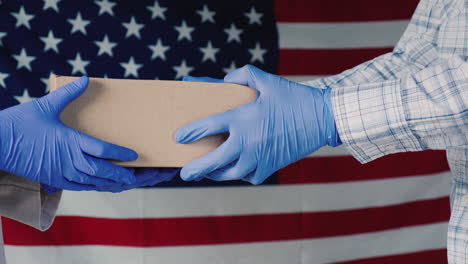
{"left": 50, "top": 75, "right": 257, "bottom": 167}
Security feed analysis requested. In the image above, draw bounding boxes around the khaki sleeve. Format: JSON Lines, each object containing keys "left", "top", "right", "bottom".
{"left": 0, "top": 171, "right": 61, "bottom": 231}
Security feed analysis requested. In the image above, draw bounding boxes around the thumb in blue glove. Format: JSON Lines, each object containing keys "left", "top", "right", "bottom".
{"left": 177, "top": 65, "right": 341, "bottom": 185}
{"left": 0, "top": 76, "right": 139, "bottom": 192}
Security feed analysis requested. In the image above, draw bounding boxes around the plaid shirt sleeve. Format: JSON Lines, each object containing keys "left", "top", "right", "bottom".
{"left": 332, "top": 54, "right": 468, "bottom": 163}
{"left": 303, "top": 0, "right": 468, "bottom": 163}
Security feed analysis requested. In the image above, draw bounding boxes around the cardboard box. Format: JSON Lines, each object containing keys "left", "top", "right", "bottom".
{"left": 50, "top": 75, "right": 257, "bottom": 167}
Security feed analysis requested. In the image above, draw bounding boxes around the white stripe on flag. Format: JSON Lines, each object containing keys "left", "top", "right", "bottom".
{"left": 309, "top": 145, "right": 350, "bottom": 157}
{"left": 57, "top": 172, "right": 451, "bottom": 218}
{"left": 5, "top": 223, "right": 447, "bottom": 264}
{"left": 278, "top": 21, "right": 409, "bottom": 49}
{"left": 283, "top": 75, "right": 326, "bottom": 83}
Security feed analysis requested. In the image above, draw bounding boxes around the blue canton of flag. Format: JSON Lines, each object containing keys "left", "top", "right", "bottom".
{"left": 0, "top": 0, "right": 278, "bottom": 110}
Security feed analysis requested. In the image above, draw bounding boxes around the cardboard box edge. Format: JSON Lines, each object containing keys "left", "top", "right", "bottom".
{"left": 49, "top": 74, "right": 58, "bottom": 92}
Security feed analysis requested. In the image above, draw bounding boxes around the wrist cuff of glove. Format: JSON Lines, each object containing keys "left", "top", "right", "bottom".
{"left": 41, "top": 184, "right": 61, "bottom": 194}
{"left": 323, "top": 88, "right": 342, "bottom": 147}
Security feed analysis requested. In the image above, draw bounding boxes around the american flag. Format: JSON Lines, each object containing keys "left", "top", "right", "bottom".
{"left": 0, "top": 0, "right": 451, "bottom": 263}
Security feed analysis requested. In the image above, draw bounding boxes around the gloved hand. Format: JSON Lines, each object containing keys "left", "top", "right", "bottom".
{"left": 0, "top": 76, "right": 139, "bottom": 192}
{"left": 177, "top": 65, "right": 341, "bottom": 184}
{"left": 100, "top": 167, "right": 180, "bottom": 193}
{"left": 42, "top": 168, "right": 181, "bottom": 194}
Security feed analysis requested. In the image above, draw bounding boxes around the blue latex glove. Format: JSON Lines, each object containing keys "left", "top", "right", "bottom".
{"left": 0, "top": 76, "right": 140, "bottom": 192}
{"left": 42, "top": 168, "right": 180, "bottom": 194}
{"left": 100, "top": 167, "right": 181, "bottom": 193}
{"left": 177, "top": 65, "right": 341, "bottom": 184}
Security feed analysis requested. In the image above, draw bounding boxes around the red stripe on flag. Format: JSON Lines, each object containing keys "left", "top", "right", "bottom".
{"left": 275, "top": 0, "right": 419, "bottom": 22}
{"left": 278, "top": 48, "right": 392, "bottom": 75}
{"left": 334, "top": 249, "right": 448, "bottom": 264}
{"left": 279, "top": 151, "right": 449, "bottom": 184}
{"left": 3, "top": 197, "right": 450, "bottom": 247}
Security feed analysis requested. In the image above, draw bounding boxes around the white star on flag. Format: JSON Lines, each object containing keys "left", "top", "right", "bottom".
{"left": 173, "top": 60, "right": 193, "bottom": 79}
{"left": 244, "top": 7, "right": 263, "bottom": 25}
{"left": 175, "top": 21, "right": 195, "bottom": 41}
{"left": 148, "top": 39, "right": 170, "bottom": 60}
{"left": 40, "top": 31, "right": 63, "bottom": 53}
{"left": 223, "top": 62, "right": 238, "bottom": 74}
{"left": 197, "top": 5, "right": 215, "bottom": 23}
{"left": 120, "top": 57, "right": 143, "bottom": 78}
{"left": 95, "top": 0, "right": 116, "bottom": 16}
{"left": 0, "top": 73, "right": 8, "bottom": 88}
{"left": 68, "top": 53, "right": 90, "bottom": 75}
{"left": 122, "top": 17, "right": 144, "bottom": 39}
{"left": 43, "top": 0, "right": 61, "bottom": 12}
{"left": 224, "top": 23, "right": 243, "bottom": 43}
{"left": 11, "top": 6, "right": 35, "bottom": 29}
{"left": 40, "top": 77, "right": 49, "bottom": 87}
{"left": 200, "top": 41, "right": 219, "bottom": 62}
{"left": 0, "top": 32, "right": 6, "bottom": 46}
{"left": 14, "top": 89, "right": 36, "bottom": 104}
{"left": 249, "top": 42, "right": 267, "bottom": 63}
{"left": 147, "top": 1, "right": 167, "bottom": 20}
{"left": 95, "top": 35, "right": 117, "bottom": 56}
{"left": 68, "top": 13, "right": 91, "bottom": 35}
{"left": 40, "top": 76, "right": 51, "bottom": 93}
{"left": 13, "top": 48, "right": 35, "bottom": 71}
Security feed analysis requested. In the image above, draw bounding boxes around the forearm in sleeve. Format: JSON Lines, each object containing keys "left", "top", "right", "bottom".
{"left": 0, "top": 171, "right": 61, "bottom": 231}
{"left": 333, "top": 54, "right": 468, "bottom": 163}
